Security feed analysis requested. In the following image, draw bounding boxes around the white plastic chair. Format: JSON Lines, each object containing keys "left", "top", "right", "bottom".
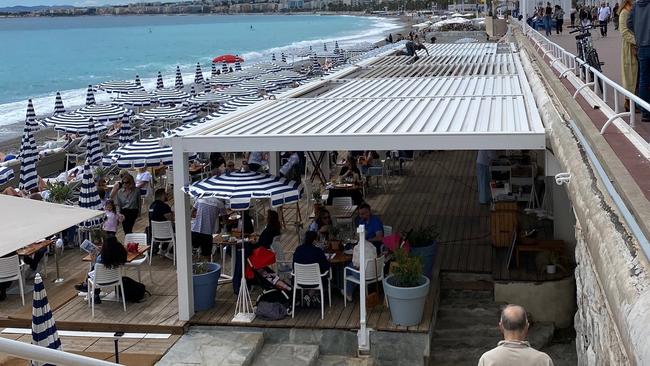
{"left": 344, "top": 255, "right": 385, "bottom": 308}
{"left": 88, "top": 263, "right": 126, "bottom": 317}
{"left": 383, "top": 225, "right": 393, "bottom": 236}
{"left": 366, "top": 165, "right": 387, "bottom": 192}
{"left": 123, "top": 233, "right": 151, "bottom": 282}
{"left": 0, "top": 255, "right": 24, "bottom": 306}
{"left": 151, "top": 221, "right": 176, "bottom": 266}
{"left": 291, "top": 263, "right": 331, "bottom": 320}
{"left": 331, "top": 196, "right": 353, "bottom": 207}
{"left": 270, "top": 236, "right": 292, "bottom": 280}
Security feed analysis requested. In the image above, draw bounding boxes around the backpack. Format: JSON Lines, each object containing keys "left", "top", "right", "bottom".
{"left": 122, "top": 276, "right": 148, "bottom": 302}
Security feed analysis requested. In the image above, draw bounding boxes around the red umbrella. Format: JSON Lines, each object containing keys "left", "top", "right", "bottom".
{"left": 212, "top": 54, "right": 244, "bottom": 64}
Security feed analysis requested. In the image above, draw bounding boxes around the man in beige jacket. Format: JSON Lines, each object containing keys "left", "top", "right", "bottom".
{"left": 478, "top": 304, "right": 554, "bottom": 366}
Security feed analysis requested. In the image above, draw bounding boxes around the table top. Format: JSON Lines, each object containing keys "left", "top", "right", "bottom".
{"left": 327, "top": 251, "right": 352, "bottom": 264}
{"left": 82, "top": 244, "right": 150, "bottom": 263}
{"left": 212, "top": 233, "right": 259, "bottom": 245}
{"left": 329, "top": 183, "right": 359, "bottom": 190}
{"left": 310, "top": 205, "right": 358, "bottom": 220}
{"left": 17, "top": 240, "right": 53, "bottom": 256}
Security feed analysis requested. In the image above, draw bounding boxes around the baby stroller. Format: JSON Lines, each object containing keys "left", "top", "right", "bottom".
{"left": 245, "top": 246, "right": 293, "bottom": 317}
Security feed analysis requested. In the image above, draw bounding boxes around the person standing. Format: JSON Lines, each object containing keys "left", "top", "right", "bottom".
{"left": 554, "top": 5, "right": 565, "bottom": 34}
{"left": 613, "top": 2, "right": 620, "bottom": 29}
{"left": 620, "top": 0, "right": 638, "bottom": 112}
{"left": 598, "top": 2, "right": 611, "bottom": 37}
{"left": 191, "top": 198, "right": 222, "bottom": 260}
{"left": 544, "top": 2, "right": 553, "bottom": 36}
{"left": 478, "top": 305, "right": 554, "bottom": 365}
{"left": 628, "top": 0, "right": 650, "bottom": 122}
{"left": 570, "top": 6, "right": 577, "bottom": 26}
{"left": 114, "top": 173, "right": 141, "bottom": 234}
{"left": 476, "top": 150, "right": 497, "bottom": 205}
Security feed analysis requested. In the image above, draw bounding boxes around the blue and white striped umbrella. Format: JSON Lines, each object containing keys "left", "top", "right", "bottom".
{"left": 175, "top": 66, "right": 184, "bottom": 89}
{"left": 112, "top": 90, "right": 156, "bottom": 107}
{"left": 76, "top": 104, "right": 130, "bottom": 124}
{"left": 194, "top": 63, "right": 204, "bottom": 85}
{"left": 187, "top": 92, "right": 232, "bottom": 106}
{"left": 156, "top": 72, "right": 164, "bottom": 89}
{"left": 222, "top": 62, "right": 229, "bottom": 74}
{"left": 239, "top": 78, "right": 279, "bottom": 92}
{"left": 189, "top": 85, "right": 196, "bottom": 97}
{"left": 220, "top": 86, "right": 258, "bottom": 98}
{"left": 136, "top": 105, "right": 198, "bottom": 123}
{"left": 251, "top": 62, "right": 281, "bottom": 73}
{"left": 104, "top": 138, "right": 195, "bottom": 168}
{"left": 53, "top": 92, "right": 65, "bottom": 115}
{"left": 0, "top": 166, "right": 15, "bottom": 186}
{"left": 271, "top": 53, "right": 276, "bottom": 61}
{"left": 19, "top": 103, "right": 39, "bottom": 191}
{"left": 85, "top": 120, "right": 102, "bottom": 166}
{"left": 276, "top": 70, "right": 306, "bottom": 81}
{"left": 323, "top": 43, "right": 328, "bottom": 52}
{"left": 85, "top": 85, "right": 95, "bottom": 106}
{"left": 25, "top": 98, "right": 39, "bottom": 132}
{"left": 211, "top": 63, "right": 218, "bottom": 77}
{"left": 78, "top": 159, "right": 104, "bottom": 228}
{"left": 234, "top": 61, "right": 242, "bottom": 71}
{"left": 119, "top": 114, "right": 133, "bottom": 146}
{"left": 311, "top": 55, "right": 322, "bottom": 74}
{"left": 205, "top": 95, "right": 264, "bottom": 120}
{"left": 135, "top": 75, "right": 142, "bottom": 87}
{"left": 43, "top": 113, "right": 106, "bottom": 135}
{"left": 185, "top": 171, "right": 303, "bottom": 209}
{"left": 31, "top": 273, "right": 62, "bottom": 365}
{"left": 334, "top": 41, "right": 340, "bottom": 52}
{"left": 280, "top": 52, "right": 287, "bottom": 63}
{"left": 98, "top": 80, "right": 143, "bottom": 94}
{"left": 208, "top": 73, "right": 244, "bottom": 87}
{"left": 154, "top": 88, "right": 189, "bottom": 105}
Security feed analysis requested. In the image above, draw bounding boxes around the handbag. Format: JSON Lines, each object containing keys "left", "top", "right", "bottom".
{"left": 126, "top": 242, "right": 139, "bottom": 253}
{"left": 366, "top": 258, "right": 382, "bottom": 308}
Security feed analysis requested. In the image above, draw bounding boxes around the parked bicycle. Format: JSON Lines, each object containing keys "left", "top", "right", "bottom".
{"left": 568, "top": 24, "right": 604, "bottom": 72}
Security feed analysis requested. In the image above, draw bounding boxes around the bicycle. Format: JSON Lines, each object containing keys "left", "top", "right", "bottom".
{"left": 568, "top": 24, "right": 604, "bottom": 90}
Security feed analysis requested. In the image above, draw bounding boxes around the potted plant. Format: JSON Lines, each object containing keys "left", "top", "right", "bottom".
{"left": 45, "top": 181, "right": 73, "bottom": 204}
{"left": 192, "top": 254, "right": 221, "bottom": 312}
{"left": 328, "top": 225, "right": 342, "bottom": 251}
{"left": 406, "top": 225, "right": 439, "bottom": 280}
{"left": 546, "top": 252, "right": 564, "bottom": 274}
{"left": 312, "top": 190, "right": 323, "bottom": 215}
{"left": 383, "top": 249, "right": 430, "bottom": 326}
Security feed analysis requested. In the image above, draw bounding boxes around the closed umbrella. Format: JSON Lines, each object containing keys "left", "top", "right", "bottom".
{"left": 281, "top": 52, "right": 287, "bottom": 63}
{"left": 136, "top": 105, "right": 198, "bottom": 123}
{"left": 0, "top": 166, "right": 15, "bottom": 186}
{"left": 190, "top": 85, "right": 196, "bottom": 97}
{"left": 334, "top": 41, "right": 340, "bottom": 53}
{"left": 222, "top": 62, "right": 229, "bottom": 74}
{"left": 194, "top": 63, "right": 204, "bottom": 85}
{"left": 85, "top": 85, "right": 95, "bottom": 106}
{"left": 119, "top": 114, "right": 133, "bottom": 146}
{"left": 271, "top": 53, "right": 276, "bottom": 61}
{"left": 324, "top": 43, "right": 328, "bottom": 52}
{"left": 156, "top": 72, "right": 164, "bottom": 89}
{"left": 154, "top": 88, "right": 189, "bottom": 105}
{"left": 53, "top": 92, "right": 65, "bottom": 115}
{"left": 25, "top": 98, "right": 38, "bottom": 132}
{"left": 135, "top": 75, "right": 141, "bottom": 87}
{"left": 112, "top": 90, "right": 156, "bottom": 107}
{"left": 31, "top": 273, "right": 62, "bottom": 365}
{"left": 19, "top": 101, "right": 39, "bottom": 191}
{"left": 43, "top": 113, "right": 105, "bottom": 135}
{"left": 311, "top": 55, "right": 322, "bottom": 75}
{"left": 175, "top": 66, "right": 184, "bottom": 89}
{"left": 76, "top": 104, "right": 130, "bottom": 124}
{"left": 85, "top": 120, "right": 102, "bottom": 166}
{"left": 211, "top": 63, "right": 218, "bottom": 77}
{"left": 98, "top": 80, "right": 143, "bottom": 94}
{"left": 104, "top": 137, "right": 195, "bottom": 168}
{"left": 234, "top": 61, "right": 242, "bottom": 71}
{"left": 77, "top": 158, "right": 104, "bottom": 228}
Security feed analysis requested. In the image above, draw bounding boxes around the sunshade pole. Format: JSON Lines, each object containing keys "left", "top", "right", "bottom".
{"left": 53, "top": 234, "right": 64, "bottom": 283}
{"left": 232, "top": 213, "right": 255, "bottom": 323}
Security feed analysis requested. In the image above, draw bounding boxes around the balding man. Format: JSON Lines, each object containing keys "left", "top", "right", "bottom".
{"left": 478, "top": 304, "right": 554, "bottom": 366}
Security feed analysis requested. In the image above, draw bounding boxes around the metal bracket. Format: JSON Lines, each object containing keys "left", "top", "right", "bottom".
{"left": 573, "top": 82, "right": 595, "bottom": 99}
{"left": 600, "top": 112, "right": 631, "bottom": 134}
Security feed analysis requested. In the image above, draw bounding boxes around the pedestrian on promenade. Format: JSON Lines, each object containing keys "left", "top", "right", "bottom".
{"left": 570, "top": 6, "right": 576, "bottom": 26}
{"left": 613, "top": 2, "right": 620, "bottom": 29}
{"left": 544, "top": 2, "right": 553, "bottom": 36}
{"left": 628, "top": 0, "right": 650, "bottom": 121}
{"left": 598, "top": 2, "right": 611, "bottom": 37}
{"left": 554, "top": 5, "right": 565, "bottom": 34}
{"left": 619, "top": 0, "right": 638, "bottom": 111}
{"left": 478, "top": 304, "right": 554, "bottom": 366}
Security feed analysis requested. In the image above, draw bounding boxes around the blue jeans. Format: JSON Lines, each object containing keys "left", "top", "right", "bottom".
{"left": 345, "top": 263, "right": 360, "bottom": 297}
{"left": 639, "top": 46, "right": 650, "bottom": 119}
{"left": 477, "top": 163, "right": 492, "bottom": 204}
{"left": 543, "top": 16, "right": 552, "bottom": 35}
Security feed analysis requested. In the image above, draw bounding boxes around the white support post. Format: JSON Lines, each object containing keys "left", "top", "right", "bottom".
{"left": 269, "top": 152, "right": 279, "bottom": 175}
{"left": 357, "top": 224, "right": 370, "bottom": 353}
{"left": 172, "top": 137, "right": 194, "bottom": 321}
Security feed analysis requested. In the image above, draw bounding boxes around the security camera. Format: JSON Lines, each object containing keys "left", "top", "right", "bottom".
{"left": 555, "top": 172, "right": 571, "bottom": 186}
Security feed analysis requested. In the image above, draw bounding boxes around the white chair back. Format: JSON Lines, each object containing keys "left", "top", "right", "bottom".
{"left": 151, "top": 221, "right": 174, "bottom": 240}
{"left": 332, "top": 196, "right": 353, "bottom": 207}
{"left": 364, "top": 255, "right": 385, "bottom": 281}
{"left": 93, "top": 263, "right": 122, "bottom": 286}
{"left": 383, "top": 225, "right": 393, "bottom": 236}
{"left": 270, "top": 236, "right": 286, "bottom": 262}
{"left": 293, "top": 263, "right": 323, "bottom": 286}
{"left": 124, "top": 233, "right": 147, "bottom": 245}
{"left": 0, "top": 255, "right": 21, "bottom": 278}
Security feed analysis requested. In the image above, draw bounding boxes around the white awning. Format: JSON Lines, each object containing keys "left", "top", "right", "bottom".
{"left": 0, "top": 195, "right": 103, "bottom": 256}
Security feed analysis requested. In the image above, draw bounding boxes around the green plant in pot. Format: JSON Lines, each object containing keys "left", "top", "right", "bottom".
{"left": 383, "top": 248, "right": 430, "bottom": 326}
{"left": 45, "top": 181, "right": 73, "bottom": 204}
{"left": 406, "top": 225, "right": 439, "bottom": 280}
{"left": 191, "top": 250, "right": 221, "bottom": 312}
{"left": 328, "top": 225, "right": 342, "bottom": 251}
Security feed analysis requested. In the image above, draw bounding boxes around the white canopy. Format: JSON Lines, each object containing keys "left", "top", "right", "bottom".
{"left": 0, "top": 195, "right": 103, "bottom": 256}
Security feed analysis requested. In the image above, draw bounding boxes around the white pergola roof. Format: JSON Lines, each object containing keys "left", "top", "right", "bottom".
{"left": 0, "top": 195, "right": 103, "bottom": 256}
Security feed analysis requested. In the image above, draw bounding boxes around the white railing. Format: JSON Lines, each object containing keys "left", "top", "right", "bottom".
{"left": 520, "top": 21, "right": 650, "bottom": 134}
{"left": 0, "top": 337, "right": 123, "bottom": 366}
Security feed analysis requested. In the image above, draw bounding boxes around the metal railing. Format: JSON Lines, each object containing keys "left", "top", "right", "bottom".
{"left": 0, "top": 337, "right": 123, "bottom": 366}
{"left": 520, "top": 21, "right": 650, "bottom": 134}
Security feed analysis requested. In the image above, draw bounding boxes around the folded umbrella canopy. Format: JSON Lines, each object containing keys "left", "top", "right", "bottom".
{"left": 53, "top": 92, "right": 65, "bottom": 115}
{"left": 213, "top": 54, "right": 244, "bottom": 64}
{"left": 156, "top": 71, "right": 165, "bottom": 89}
{"left": 85, "top": 85, "right": 95, "bottom": 106}
{"left": 77, "top": 158, "right": 104, "bottom": 228}
{"left": 32, "top": 273, "right": 63, "bottom": 365}
{"left": 85, "top": 120, "right": 103, "bottom": 166}
{"left": 175, "top": 66, "right": 184, "bottom": 89}
{"left": 194, "top": 62, "right": 204, "bottom": 85}
{"left": 19, "top": 102, "right": 39, "bottom": 191}
{"left": 119, "top": 114, "right": 133, "bottom": 146}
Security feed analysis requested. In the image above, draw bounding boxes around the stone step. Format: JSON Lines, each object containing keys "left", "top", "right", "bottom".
{"left": 431, "top": 335, "right": 500, "bottom": 349}
{"left": 437, "top": 305, "right": 503, "bottom": 322}
{"left": 440, "top": 289, "right": 495, "bottom": 303}
{"left": 430, "top": 346, "right": 490, "bottom": 365}
{"left": 251, "top": 343, "right": 320, "bottom": 366}
{"left": 156, "top": 328, "right": 264, "bottom": 366}
{"left": 316, "top": 355, "right": 374, "bottom": 366}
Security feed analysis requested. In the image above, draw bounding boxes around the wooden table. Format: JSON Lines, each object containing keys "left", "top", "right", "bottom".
{"left": 212, "top": 233, "right": 259, "bottom": 284}
{"left": 17, "top": 240, "right": 53, "bottom": 256}
{"left": 82, "top": 244, "right": 150, "bottom": 263}
{"left": 515, "top": 240, "right": 565, "bottom": 268}
{"left": 310, "top": 205, "right": 358, "bottom": 220}
{"left": 326, "top": 250, "right": 352, "bottom": 264}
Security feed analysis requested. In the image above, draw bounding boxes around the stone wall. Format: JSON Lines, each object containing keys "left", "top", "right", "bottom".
{"left": 515, "top": 29, "right": 650, "bottom": 364}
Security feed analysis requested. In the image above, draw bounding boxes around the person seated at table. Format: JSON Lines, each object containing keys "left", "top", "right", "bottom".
{"left": 74, "top": 236, "right": 127, "bottom": 304}
{"left": 246, "top": 151, "right": 267, "bottom": 173}
{"left": 136, "top": 167, "right": 152, "bottom": 197}
{"left": 293, "top": 231, "right": 330, "bottom": 307}
{"left": 257, "top": 210, "right": 281, "bottom": 249}
{"left": 149, "top": 188, "right": 174, "bottom": 255}
{"left": 355, "top": 203, "right": 384, "bottom": 254}
{"left": 339, "top": 156, "right": 362, "bottom": 186}
{"left": 224, "top": 160, "right": 237, "bottom": 174}
{"left": 210, "top": 152, "right": 226, "bottom": 176}
{"left": 309, "top": 208, "right": 336, "bottom": 240}
{"left": 342, "top": 232, "right": 378, "bottom": 302}
{"left": 225, "top": 209, "right": 255, "bottom": 235}
{"left": 279, "top": 151, "right": 301, "bottom": 181}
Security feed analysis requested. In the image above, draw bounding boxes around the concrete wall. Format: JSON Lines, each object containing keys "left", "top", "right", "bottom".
{"left": 494, "top": 277, "right": 576, "bottom": 328}
{"left": 516, "top": 30, "right": 650, "bottom": 364}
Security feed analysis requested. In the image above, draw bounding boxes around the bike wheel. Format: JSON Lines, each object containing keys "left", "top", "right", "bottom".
{"left": 586, "top": 49, "right": 602, "bottom": 72}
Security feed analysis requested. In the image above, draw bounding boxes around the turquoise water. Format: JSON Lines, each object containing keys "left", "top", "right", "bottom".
{"left": 0, "top": 14, "right": 398, "bottom": 137}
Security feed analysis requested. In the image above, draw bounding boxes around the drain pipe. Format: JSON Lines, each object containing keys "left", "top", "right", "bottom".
{"left": 566, "top": 119, "right": 650, "bottom": 257}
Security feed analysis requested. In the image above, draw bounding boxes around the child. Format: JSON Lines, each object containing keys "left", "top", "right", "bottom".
{"left": 103, "top": 200, "right": 123, "bottom": 237}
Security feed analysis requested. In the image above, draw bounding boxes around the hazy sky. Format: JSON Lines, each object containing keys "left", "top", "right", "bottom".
{"left": 2, "top": 0, "right": 139, "bottom": 6}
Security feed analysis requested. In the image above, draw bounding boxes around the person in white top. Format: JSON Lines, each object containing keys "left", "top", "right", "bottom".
{"left": 246, "top": 151, "right": 267, "bottom": 172}
{"left": 279, "top": 152, "right": 301, "bottom": 180}
{"left": 135, "top": 167, "right": 152, "bottom": 197}
{"left": 598, "top": 3, "right": 611, "bottom": 37}
{"left": 342, "top": 239, "right": 378, "bottom": 301}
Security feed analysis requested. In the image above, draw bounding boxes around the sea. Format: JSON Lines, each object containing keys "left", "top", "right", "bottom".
{"left": 0, "top": 14, "right": 400, "bottom": 143}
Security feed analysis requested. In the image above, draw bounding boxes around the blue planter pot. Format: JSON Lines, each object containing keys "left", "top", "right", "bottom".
{"left": 410, "top": 241, "right": 437, "bottom": 280}
{"left": 193, "top": 262, "right": 221, "bottom": 312}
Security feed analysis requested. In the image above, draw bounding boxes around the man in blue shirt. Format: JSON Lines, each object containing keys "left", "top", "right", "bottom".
{"left": 355, "top": 203, "right": 384, "bottom": 254}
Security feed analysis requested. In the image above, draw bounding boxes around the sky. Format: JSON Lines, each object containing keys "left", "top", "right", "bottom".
{"left": 1, "top": 0, "right": 139, "bottom": 6}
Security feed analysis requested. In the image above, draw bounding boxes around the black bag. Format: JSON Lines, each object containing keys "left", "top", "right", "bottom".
{"left": 255, "top": 301, "right": 288, "bottom": 320}
{"left": 122, "top": 276, "right": 148, "bottom": 302}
